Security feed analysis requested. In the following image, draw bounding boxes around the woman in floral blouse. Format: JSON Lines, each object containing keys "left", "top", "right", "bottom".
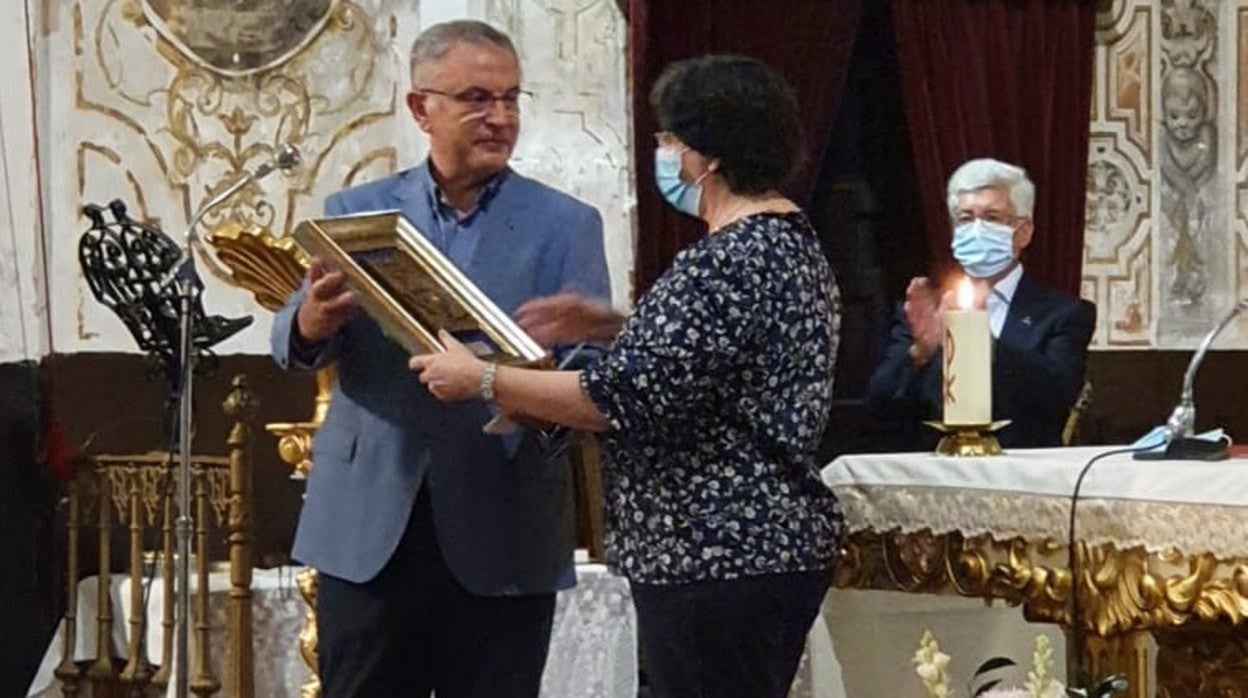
{"left": 410, "top": 54, "right": 843, "bottom": 698}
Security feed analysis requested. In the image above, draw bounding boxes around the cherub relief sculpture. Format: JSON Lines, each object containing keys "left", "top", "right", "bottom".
{"left": 1159, "top": 67, "right": 1216, "bottom": 201}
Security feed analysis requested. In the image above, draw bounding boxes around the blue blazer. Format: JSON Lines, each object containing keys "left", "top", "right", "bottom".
{"left": 867, "top": 273, "right": 1096, "bottom": 449}
{"left": 271, "top": 163, "right": 610, "bottom": 593}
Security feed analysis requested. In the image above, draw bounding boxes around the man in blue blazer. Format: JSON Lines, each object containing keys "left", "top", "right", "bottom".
{"left": 270, "top": 20, "right": 610, "bottom": 698}
{"left": 868, "top": 158, "right": 1095, "bottom": 449}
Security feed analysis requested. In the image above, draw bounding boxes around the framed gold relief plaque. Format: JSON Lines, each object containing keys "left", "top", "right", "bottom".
{"left": 291, "top": 211, "right": 549, "bottom": 365}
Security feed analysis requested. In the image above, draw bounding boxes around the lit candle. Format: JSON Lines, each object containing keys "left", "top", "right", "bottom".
{"left": 942, "top": 279, "right": 991, "bottom": 425}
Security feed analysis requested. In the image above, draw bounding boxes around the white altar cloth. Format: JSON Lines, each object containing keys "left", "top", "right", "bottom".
{"left": 28, "top": 563, "right": 636, "bottom": 698}
{"left": 822, "top": 446, "right": 1248, "bottom": 559}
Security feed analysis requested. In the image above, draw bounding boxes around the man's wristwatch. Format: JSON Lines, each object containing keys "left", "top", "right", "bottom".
{"left": 479, "top": 362, "right": 498, "bottom": 402}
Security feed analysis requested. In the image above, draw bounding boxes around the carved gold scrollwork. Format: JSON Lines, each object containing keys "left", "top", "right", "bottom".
{"left": 881, "top": 528, "right": 947, "bottom": 593}
{"left": 838, "top": 529, "right": 1248, "bottom": 637}
{"left": 208, "top": 222, "right": 308, "bottom": 312}
{"left": 840, "top": 527, "right": 1248, "bottom": 693}
{"left": 296, "top": 568, "right": 321, "bottom": 698}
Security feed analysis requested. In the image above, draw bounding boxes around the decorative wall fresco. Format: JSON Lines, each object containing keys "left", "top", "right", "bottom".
{"left": 1086, "top": 0, "right": 1248, "bottom": 348}
{"left": 35, "top": 0, "right": 632, "bottom": 355}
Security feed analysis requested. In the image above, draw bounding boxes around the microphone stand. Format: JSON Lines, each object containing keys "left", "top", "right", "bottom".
{"left": 171, "top": 145, "right": 299, "bottom": 698}
{"left": 1136, "top": 297, "right": 1248, "bottom": 461}
{"left": 173, "top": 255, "right": 196, "bottom": 698}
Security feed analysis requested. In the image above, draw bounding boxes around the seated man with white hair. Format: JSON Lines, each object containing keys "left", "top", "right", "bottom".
{"left": 868, "top": 157, "right": 1096, "bottom": 448}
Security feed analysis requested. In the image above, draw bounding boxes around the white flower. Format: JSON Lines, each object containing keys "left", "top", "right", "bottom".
{"left": 913, "top": 631, "right": 953, "bottom": 698}
{"left": 914, "top": 631, "right": 1065, "bottom": 698}
{"left": 1024, "top": 635, "right": 1065, "bottom": 697}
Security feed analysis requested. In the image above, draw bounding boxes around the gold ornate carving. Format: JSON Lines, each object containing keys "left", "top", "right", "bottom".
{"left": 839, "top": 529, "right": 1248, "bottom": 636}
{"left": 270, "top": 426, "right": 316, "bottom": 481}
{"left": 208, "top": 221, "right": 308, "bottom": 312}
{"left": 839, "top": 527, "right": 1248, "bottom": 692}
{"left": 296, "top": 568, "right": 322, "bottom": 698}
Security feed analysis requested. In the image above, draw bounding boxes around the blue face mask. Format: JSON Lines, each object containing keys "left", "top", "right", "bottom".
{"left": 654, "top": 147, "right": 702, "bottom": 217}
{"left": 952, "top": 219, "right": 1016, "bottom": 278}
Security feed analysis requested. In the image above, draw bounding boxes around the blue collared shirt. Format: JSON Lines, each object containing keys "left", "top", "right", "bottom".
{"left": 419, "top": 165, "right": 509, "bottom": 269}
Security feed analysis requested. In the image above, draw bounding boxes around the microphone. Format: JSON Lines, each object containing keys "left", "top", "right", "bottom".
{"left": 253, "top": 143, "right": 303, "bottom": 179}
{"left": 164, "top": 144, "right": 302, "bottom": 287}
{"left": 1138, "top": 296, "right": 1248, "bottom": 460}
{"left": 197, "top": 144, "right": 301, "bottom": 227}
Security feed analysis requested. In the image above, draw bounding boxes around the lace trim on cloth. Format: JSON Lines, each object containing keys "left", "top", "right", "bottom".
{"left": 832, "top": 485, "right": 1248, "bottom": 559}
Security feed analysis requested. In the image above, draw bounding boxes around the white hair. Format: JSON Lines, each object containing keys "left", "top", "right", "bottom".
{"left": 945, "top": 158, "right": 1035, "bottom": 220}
{"left": 410, "top": 20, "right": 517, "bottom": 85}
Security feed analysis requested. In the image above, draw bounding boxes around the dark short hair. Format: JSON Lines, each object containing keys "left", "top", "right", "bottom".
{"left": 651, "top": 55, "right": 802, "bottom": 195}
{"left": 410, "top": 20, "right": 517, "bottom": 84}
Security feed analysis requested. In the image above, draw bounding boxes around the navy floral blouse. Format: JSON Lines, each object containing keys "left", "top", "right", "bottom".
{"left": 581, "top": 211, "right": 844, "bottom": 585}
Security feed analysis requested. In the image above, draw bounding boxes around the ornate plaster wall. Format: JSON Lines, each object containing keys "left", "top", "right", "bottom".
{"left": 1085, "top": 0, "right": 1248, "bottom": 349}
{"left": 23, "top": 0, "right": 631, "bottom": 356}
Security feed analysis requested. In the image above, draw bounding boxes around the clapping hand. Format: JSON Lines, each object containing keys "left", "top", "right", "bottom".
{"left": 903, "top": 277, "right": 943, "bottom": 364}
{"left": 904, "top": 277, "right": 991, "bottom": 365}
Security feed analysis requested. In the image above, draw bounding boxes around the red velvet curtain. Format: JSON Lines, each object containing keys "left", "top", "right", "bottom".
{"left": 627, "top": 0, "right": 862, "bottom": 298}
{"left": 891, "top": 0, "right": 1096, "bottom": 295}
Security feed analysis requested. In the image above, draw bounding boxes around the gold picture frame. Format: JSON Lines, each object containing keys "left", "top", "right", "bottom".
{"left": 291, "top": 210, "right": 549, "bottom": 365}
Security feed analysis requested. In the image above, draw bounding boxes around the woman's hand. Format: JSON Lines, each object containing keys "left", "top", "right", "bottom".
{"left": 408, "top": 330, "right": 487, "bottom": 402}
{"left": 515, "top": 293, "right": 624, "bottom": 346}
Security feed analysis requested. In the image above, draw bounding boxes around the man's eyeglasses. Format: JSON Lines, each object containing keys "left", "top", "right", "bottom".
{"left": 416, "top": 87, "right": 533, "bottom": 114}
{"left": 955, "top": 212, "right": 1021, "bottom": 227}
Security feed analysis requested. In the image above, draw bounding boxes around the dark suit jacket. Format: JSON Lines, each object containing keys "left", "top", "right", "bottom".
{"left": 868, "top": 273, "right": 1096, "bottom": 449}
{"left": 271, "top": 162, "right": 610, "bottom": 593}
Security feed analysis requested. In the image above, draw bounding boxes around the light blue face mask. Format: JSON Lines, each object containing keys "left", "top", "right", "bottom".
{"left": 952, "top": 219, "right": 1016, "bottom": 278}
{"left": 654, "top": 147, "right": 702, "bottom": 217}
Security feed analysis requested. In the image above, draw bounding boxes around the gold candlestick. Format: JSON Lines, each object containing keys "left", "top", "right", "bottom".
{"left": 929, "top": 279, "right": 1006, "bottom": 456}
{"left": 925, "top": 419, "right": 1012, "bottom": 457}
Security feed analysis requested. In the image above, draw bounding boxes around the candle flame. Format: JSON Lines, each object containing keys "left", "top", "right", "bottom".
{"left": 957, "top": 278, "right": 974, "bottom": 310}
